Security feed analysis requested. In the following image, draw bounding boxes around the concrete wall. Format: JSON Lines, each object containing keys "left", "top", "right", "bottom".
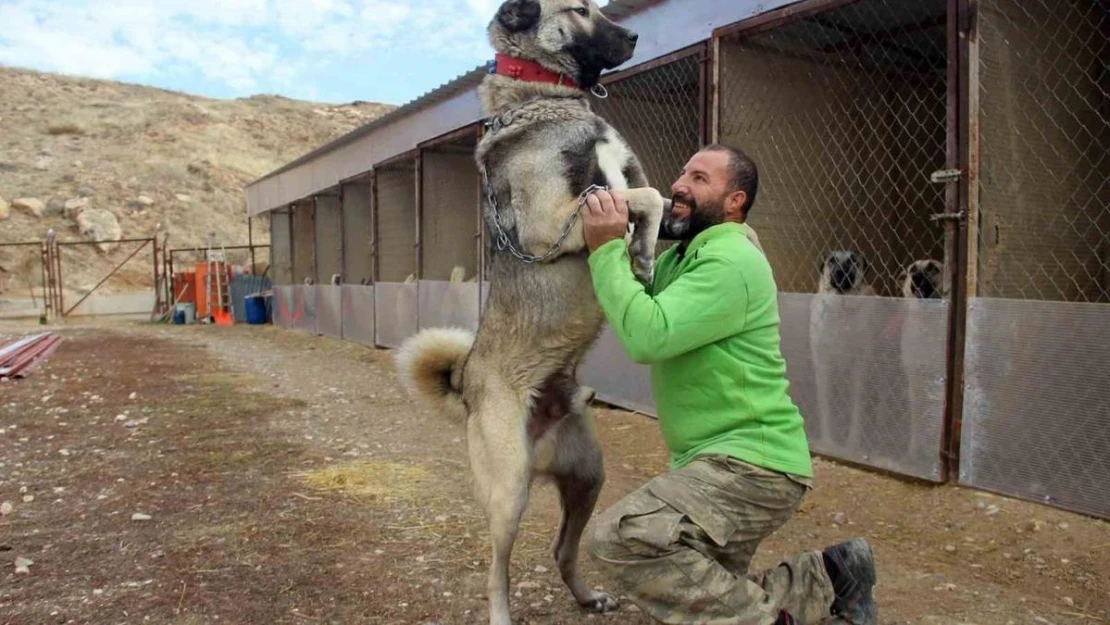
{"left": 341, "top": 183, "right": 374, "bottom": 284}
{"left": 977, "top": 0, "right": 1109, "bottom": 302}
{"left": 291, "top": 201, "right": 315, "bottom": 283}
{"left": 376, "top": 164, "right": 417, "bottom": 282}
{"left": 269, "top": 209, "right": 293, "bottom": 285}
{"left": 313, "top": 195, "right": 342, "bottom": 284}
{"left": 719, "top": 33, "right": 947, "bottom": 295}
{"left": 421, "top": 147, "right": 479, "bottom": 281}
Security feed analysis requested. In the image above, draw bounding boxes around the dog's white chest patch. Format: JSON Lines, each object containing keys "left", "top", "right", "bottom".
{"left": 595, "top": 132, "right": 631, "bottom": 190}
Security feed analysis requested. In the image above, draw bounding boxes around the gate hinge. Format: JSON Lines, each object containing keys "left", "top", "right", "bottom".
{"left": 930, "top": 168, "right": 963, "bottom": 184}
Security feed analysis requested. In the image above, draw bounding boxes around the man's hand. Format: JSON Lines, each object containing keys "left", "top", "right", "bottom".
{"left": 581, "top": 190, "right": 629, "bottom": 253}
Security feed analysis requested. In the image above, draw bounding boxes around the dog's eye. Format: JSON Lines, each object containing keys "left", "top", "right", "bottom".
{"left": 572, "top": 7, "right": 588, "bottom": 16}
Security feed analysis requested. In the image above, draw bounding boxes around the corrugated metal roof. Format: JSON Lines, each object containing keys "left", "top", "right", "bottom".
{"left": 247, "top": 0, "right": 660, "bottom": 188}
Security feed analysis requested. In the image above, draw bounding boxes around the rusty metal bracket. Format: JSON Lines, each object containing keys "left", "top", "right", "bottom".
{"left": 930, "top": 168, "right": 963, "bottom": 184}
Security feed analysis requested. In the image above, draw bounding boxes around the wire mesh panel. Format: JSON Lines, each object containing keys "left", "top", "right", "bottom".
{"left": 273, "top": 285, "right": 293, "bottom": 327}
{"left": 961, "top": 299, "right": 1110, "bottom": 519}
{"left": 341, "top": 285, "right": 375, "bottom": 346}
{"left": 720, "top": 0, "right": 950, "bottom": 295}
{"left": 578, "top": 327, "right": 656, "bottom": 417}
{"left": 341, "top": 183, "right": 374, "bottom": 284}
{"left": 974, "top": 0, "right": 1108, "bottom": 303}
{"left": 292, "top": 284, "right": 317, "bottom": 334}
{"left": 291, "top": 201, "right": 315, "bottom": 284}
{"left": 422, "top": 138, "right": 480, "bottom": 281}
{"left": 314, "top": 195, "right": 342, "bottom": 284}
{"left": 269, "top": 210, "right": 293, "bottom": 285}
{"left": 316, "top": 285, "right": 342, "bottom": 338}
{"left": 779, "top": 293, "right": 948, "bottom": 481}
{"left": 594, "top": 51, "right": 703, "bottom": 197}
{"left": 374, "top": 282, "right": 418, "bottom": 348}
{"left": 594, "top": 50, "right": 702, "bottom": 257}
{"left": 376, "top": 161, "right": 417, "bottom": 282}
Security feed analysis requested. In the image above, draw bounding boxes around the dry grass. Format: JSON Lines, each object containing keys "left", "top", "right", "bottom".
{"left": 45, "top": 121, "right": 86, "bottom": 135}
{"left": 296, "top": 460, "right": 435, "bottom": 503}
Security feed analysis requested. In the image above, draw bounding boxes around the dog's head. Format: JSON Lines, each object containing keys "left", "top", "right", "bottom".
{"left": 821, "top": 250, "right": 870, "bottom": 294}
{"left": 489, "top": 0, "right": 638, "bottom": 89}
{"left": 903, "top": 259, "right": 946, "bottom": 299}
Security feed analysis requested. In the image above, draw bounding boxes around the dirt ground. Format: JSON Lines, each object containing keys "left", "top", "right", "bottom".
{"left": 2, "top": 321, "right": 1108, "bottom": 625}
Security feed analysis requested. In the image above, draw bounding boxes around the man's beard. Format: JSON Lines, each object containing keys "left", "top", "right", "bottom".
{"left": 661, "top": 192, "right": 725, "bottom": 243}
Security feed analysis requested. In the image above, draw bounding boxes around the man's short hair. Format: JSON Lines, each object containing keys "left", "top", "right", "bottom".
{"left": 702, "top": 143, "right": 758, "bottom": 216}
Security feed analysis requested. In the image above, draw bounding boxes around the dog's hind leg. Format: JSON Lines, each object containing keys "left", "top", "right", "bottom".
{"left": 467, "top": 390, "right": 532, "bottom": 625}
{"left": 544, "top": 386, "right": 619, "bottom": 613}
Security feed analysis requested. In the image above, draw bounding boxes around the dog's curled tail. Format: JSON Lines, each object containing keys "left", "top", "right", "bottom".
{"left": 394, "top": 327, "right": 475, "bottom": 419}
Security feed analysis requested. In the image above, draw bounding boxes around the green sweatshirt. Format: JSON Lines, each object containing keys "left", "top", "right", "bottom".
{"left": 587, "top": 221, "right": 813, "bottom": 478}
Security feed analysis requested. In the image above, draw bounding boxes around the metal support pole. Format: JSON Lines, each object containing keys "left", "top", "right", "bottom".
{"left": 415, "top": 153, "right": 424, "bottom": 280}
{"left": 370, "top": 171, "right": 379, "bottom": 282}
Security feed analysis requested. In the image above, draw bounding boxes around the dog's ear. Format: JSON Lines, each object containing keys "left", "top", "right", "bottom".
{"left": 496, "top": 0, "right": 541, "bottom": 32}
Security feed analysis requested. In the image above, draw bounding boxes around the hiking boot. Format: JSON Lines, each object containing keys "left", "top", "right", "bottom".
{"left": 823, "top": 537, "right": 877, "bottom": 625}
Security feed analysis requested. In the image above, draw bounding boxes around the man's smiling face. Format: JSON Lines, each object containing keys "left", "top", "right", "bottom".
{"left": 664, "top": 149, "right": 735, "bottom": 242}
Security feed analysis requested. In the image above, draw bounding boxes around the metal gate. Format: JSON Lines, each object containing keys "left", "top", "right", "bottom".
{"left": 717, "top": 0, "right": 955, "bottom": 482}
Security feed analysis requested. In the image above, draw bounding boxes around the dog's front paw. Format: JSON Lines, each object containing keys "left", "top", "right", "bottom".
{"left": 579, "top": 590, "right": 619, "bottom": 613}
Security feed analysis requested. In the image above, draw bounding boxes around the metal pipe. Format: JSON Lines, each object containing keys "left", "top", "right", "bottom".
{"left": 56, "top": 237, "right": 158, "bottom": 246}
{"left": 415, "top": 151, "right": 424, "bottom": 280}
{"left": 712, "top": 0, "right": 865, "bottom": 39}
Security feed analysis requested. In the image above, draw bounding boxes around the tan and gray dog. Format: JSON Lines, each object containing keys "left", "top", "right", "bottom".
{"left": 395, "top": 2, "right": 667, "bottom": 624}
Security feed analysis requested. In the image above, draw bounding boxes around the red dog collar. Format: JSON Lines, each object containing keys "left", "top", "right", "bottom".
{"left": 491, "top": 53, "right": 579, "bottom": 89}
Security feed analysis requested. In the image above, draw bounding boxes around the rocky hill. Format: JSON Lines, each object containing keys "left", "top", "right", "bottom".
{"left": 0, "top": 65, "right": 393, "bottom": 303}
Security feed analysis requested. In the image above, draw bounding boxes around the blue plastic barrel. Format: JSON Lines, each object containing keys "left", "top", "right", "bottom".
{"left": 244, "top": 295, "right": 267, "bottom": 325}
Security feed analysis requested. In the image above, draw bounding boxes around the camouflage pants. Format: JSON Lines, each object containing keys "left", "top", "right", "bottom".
{"left": 588, "top": 454, "right": 836, "bottom": 624}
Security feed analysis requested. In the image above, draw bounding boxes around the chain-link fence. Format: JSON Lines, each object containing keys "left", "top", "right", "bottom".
{"left": 375, "top": 159, "right": 418, "bottom": 283}
{"left": 340, "top": 182, "right": 374, "bottom": 285}
{"left": 960, "top": 0, "right": 1109, "bottom": 519}
{"left": 593, "top": 48, "right": 704, "bottom": 257}
{"left": 421, "top": 134, "right": 481, "bottom": 282}
{"left": 291, "top": 200, "right": 315, "bottom": 284}
{"left": 719, "top": 0, "right": 952, "bottom": 481}
{"left": 314, "top": 194, "right": 343, "bottom": 285}
{"left": 974, "top": 0, "right": 1108, "bottom": 302}
{"left": 270, "top": 208, "right": 294, "bottom": 286}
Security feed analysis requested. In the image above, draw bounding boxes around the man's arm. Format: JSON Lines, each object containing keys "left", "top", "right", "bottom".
{"left": 587, "top": 238, "right": 749, "bottom": 364}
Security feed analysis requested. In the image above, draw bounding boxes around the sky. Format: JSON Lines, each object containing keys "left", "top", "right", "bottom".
{"left": 0, "top": 0, "right": 610, "bottom": 106}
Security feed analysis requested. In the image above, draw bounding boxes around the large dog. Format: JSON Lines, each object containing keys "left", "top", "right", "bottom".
{"left": 395, "top": 2, "right": 666, "bottom": 624}
{"left": 899, "top": 259, "right": 948, "bottom": 466}
{"left": 809, "top": 250, "right": 878, "bottom": 449}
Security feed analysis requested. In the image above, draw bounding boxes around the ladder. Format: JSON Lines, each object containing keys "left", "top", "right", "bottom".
{"left": 204, "top": 236, "right": 230, "bottom": 323}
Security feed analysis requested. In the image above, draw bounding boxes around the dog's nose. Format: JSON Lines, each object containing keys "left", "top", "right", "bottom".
{"left": 627, "top": 32, "right": 638, "bottom": 44}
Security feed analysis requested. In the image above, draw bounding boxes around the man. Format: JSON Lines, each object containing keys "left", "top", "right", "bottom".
{"left": 579, "top": 144, "right": 877, "bottom": 625}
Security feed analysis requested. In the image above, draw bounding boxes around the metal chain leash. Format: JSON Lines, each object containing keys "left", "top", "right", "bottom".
{"left": 478, "top": 100, "right": 609, "bottom": 264}
{"left": 479, "top": 166, "right": 607, "bottom": 264}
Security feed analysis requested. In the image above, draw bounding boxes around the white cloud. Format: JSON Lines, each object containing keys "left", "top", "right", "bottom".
{"left": 0, "top": 0, "right": 611, "bottom": 99}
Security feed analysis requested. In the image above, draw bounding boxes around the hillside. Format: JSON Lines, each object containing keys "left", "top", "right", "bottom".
{"left": 0, "top": 65, "right": 394, "bottom": 304}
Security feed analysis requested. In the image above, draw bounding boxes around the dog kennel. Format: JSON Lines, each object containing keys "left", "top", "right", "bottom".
{"left": 253, "top": 0, "right": 1109, "bottom": 518}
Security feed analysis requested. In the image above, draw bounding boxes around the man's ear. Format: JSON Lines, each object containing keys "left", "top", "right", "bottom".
{"left": 726, "top": 189, "right": 747, "bottom": 219}
{"left": 496, "top": 0, "right": 541, "bottom": 32}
